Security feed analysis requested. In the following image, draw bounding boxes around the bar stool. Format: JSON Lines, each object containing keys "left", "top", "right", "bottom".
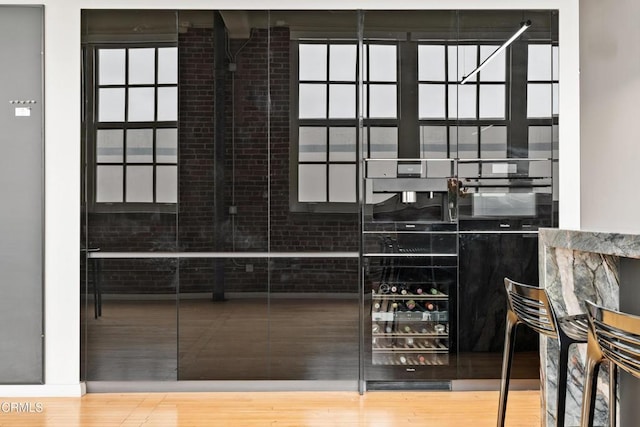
{"left": 580, "top": 300, "right": 640, "bottom": 427}
{"left": 498, "top": 278, "right": 589, "bottom": 427}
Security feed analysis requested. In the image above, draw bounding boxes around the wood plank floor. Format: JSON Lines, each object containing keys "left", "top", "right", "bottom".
{"left": 0, "top": 390, "right": 539, "bottom": 426}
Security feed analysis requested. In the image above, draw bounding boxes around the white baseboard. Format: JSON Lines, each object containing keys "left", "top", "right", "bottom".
{"left": 0, "top": 383, "right": 85, "bottom": 397}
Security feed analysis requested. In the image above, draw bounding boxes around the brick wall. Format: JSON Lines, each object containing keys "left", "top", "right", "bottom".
{"left": 86, "top": 26, "right": 359, "bottom": 295}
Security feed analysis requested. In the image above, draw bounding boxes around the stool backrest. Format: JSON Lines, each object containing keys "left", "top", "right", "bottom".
{"left": 504, "top": 278, "right": 558, "bottom": 339}
{"left": 585, "top": 300, "right": 640, "bottom": 379}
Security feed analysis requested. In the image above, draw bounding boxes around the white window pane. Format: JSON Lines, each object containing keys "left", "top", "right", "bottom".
{"left": 329, "top": 127, "right": 356, "bottom": 162}
{"left": 553, "top": 83, "right": 559, "bottom": 116}
{"left": 419, "top": 84, "right": 445, "bottom": 119}
{"left": 126, "top": 129, "right": 153, "bottom": 163}
{"left": 449, "top": 45, "right": 477, "bottom": 82}
{"left": 126, "top": 166, "right": 153, "bottom": 202}
{"left": 156, "top": 128, "right": 178, "bottom": 163}
{"left": 369, "top": 127, "right": 397, "bottom": 158}
{"left": 99, "top": 49, "right": 125, "bottom": 85}
{"left": 452, "top": 126, "right": 478, "bottom": 159}
{"left": 479, "top": 85, "right": 505, "bottom": 119}
{"left": 129, "top": 48, "right": 156, "bottom": 85}
{"left": 420, "top": 126, "right": 447, "bottom": 159}
{"left": 368, "top": 45, "right": 396, "bottom": 82}
{"left": 299, "top": 84, "right": 326, "bottom": 119}
{"left": 528, "top": 45, "right": 552, "bottom": 81}
{"left": 299, "top": 164, "right": 326, "bottom": 202}
{"left": 98, "top": 88, "right": 125, "bottom": 122}
{"left": 128, "top": 87, "right": 155, "bottom": 121}
{"left": 480, "top": 125, "right": 507, "bottom": 159}
{"left": 330, "top": 45, "right": 356, "bottom": 81}
{"left": 157, "top": 87, "right": 178, "bottom": 121}
{"left": 299, "top": 44, "right": 327, "bottom": 81}
{"left": 418, "top": 45, "right": 445, "bottom": 81}
{"left": 329, "top": 164, "right": 356, "bottom": 202}
{"left": 479, "top": 45, "right": 505, "bottom": 82}
{"left": 366, "top": 160, "right": 396, "bottom": 178}
{"left": 449, "top": 85, "right": 476, "bottom": 119}
{"left": 552, "top": 46, "right": 559, "bottom": 80}
{"left": 96, "top": 165, "right": 123, "bottom": 202}
{"left": 299, "top": 127, "right": 326, "bottom": 162}
{"left": 527, "top": 83, "right": 552, "bottom": 118}
{"left": 96, "top": 129, "right": 123, "bottom": 163}
{"left": 158, "top": 47, "right": 178, "bottom": 84}
{"left": 156, "top": 165, "right": 177, "bottom": 203}
{"left": 369, "top": 84, "right": 397, "bottom": 118}
{"left": 329, "top": 84, "right": 355, "bottom": 118}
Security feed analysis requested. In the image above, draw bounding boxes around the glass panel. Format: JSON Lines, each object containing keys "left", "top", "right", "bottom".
{"left": 96, "top": 129, "right": 123, "bottom": 163}
{"left": 479, "top": 85, "right": 505, "bottom": 119}
{"left": 156, "top": 128, "right": 177, "bottom": 163}
{"left": 479, "top": 45, "right": 506, "bottom": 82}
{"left": 369, "top": 127, "right": 397, "bottom": 158}
{"left": 329, "top": 127, "right": 356, "bottom": 162}
{"left": 299, "top": 164, "right": 327, "bottom": 202}
{"left": 128, "top": 87, "right": 155, "bottom": 122}
{"left": 128, "top": 48, "right": 156, "bottom": 85}
{"left": 450, "top": 45, "right": 477, "bottom": 82}
{"left": 299, "top": 44, "right": 327, "bottom": 81}
{"left": 98, "top": 49, "right": 125, "bottom": 85}
{"left": 527, "top": 83, "right": 552, "bottom": 118}
{"left": 298, "top": 83, "right": 326, "bottom": 119}
{"left": 158, "top": 47, "right": 178, "bottom": 84}
{"left": 85, "top": 258, "right": 177, "bottom": 380}
{"left": 480, "top": 125, "right": 507, "bottom": 158}
{"left": 156, "top": 166, "right": 177, "bottom": 204}
{"left": 178, "top": 258, "right": 268, "bottom": 380}
{"left": 453, "top": 126, "right": 478, "bottom": 159}
{"left": 157, "top": 87, "right": 178, "bottom": 121}
{"left": 329, "top": 84, "right": 355, "bottom": 118}
{"left": 329, "top": 44, "right": 356, "bottom": 81}
{"left": 98, "top": 88, "right": 125, "bottom": 122}
{"left": 96, "top": 165, "right": 123, "bottom": 203}
{"left": 528, "top": 44, "right": 552, "bottom": 81}
{"left": 449, "top": 84, "right": 476, "bottom": 119}
{"left": 369, "top": 84, "right": 397, "bottom": 118}
{"left": 419, "top": 84, "right": 445, "bottom": 119}
{"left": 329, "top": 164, "right": 356, "bottom": 202}
{"left": 299, "top": 127, "right": 327, "bottom": 162}
{"left": 268, "top": 258, "right": 359, "bottom": 380}
{"left": 126, "top": 166, "right": 153, "bottom": 202}
{"left": 529, "top": 126, "right": 553, "bottom": 177}
{"left": 126, "top": 129, "right": 153, "bottom": 163}
{"left": 553, "top": 83, "right": 559, "bottom": 116}
{"left": 552, "top": 46, "right": 559, "bottom": 80}
{"left": 420, "top": 126, "right": 447, "bottom": 159}
{"left": 418, "top": 45, "right": 445, "bottom": 81}
{"left": 368, "top": 44, "right": 397, "bottom": 82}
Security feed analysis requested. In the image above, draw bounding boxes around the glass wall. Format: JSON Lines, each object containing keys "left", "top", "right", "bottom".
{"left": 81, "top": 8, "right": 557, "bottom": 387}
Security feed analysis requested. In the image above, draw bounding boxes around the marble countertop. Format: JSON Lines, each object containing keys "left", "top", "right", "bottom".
{"left": 540, "top": 228, "right": 640, "bottom": 259}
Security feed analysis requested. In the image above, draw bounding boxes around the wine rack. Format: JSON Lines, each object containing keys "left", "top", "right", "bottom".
{"left": 371, "top": 282, "right": 450, "bottom": 366}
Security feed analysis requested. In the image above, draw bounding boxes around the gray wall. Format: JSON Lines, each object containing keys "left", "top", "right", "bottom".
{"left": 0, "top": 6, "right": 44, "bottom": 384}
{"left": 580, "top": 0, "right": 640, "bottom": 233}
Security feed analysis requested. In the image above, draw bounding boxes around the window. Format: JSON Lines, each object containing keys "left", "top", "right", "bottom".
{"left": 294, "top": 40, "right": 399, "bottom": 211}
{"left": 418, "top": 42, "right": 508, "bottom": 168}
{"left": 92, "top": 45, "right": 178, "bottom": 208}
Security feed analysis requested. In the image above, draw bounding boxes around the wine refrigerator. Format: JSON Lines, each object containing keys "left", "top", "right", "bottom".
{"left": 363, "top": 159, "right": 458, "bottom": 384}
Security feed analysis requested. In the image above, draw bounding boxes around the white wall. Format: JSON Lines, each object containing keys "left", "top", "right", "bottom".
{"left": 580, "top": 0, "right": 640, "bottom": 233}
{"left": 0, "top": 0, "right": 579, "bottom": 396}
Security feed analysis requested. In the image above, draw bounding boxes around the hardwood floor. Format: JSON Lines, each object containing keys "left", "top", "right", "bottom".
{"left": 0, "top": 390, "right": 539, "bottom": 426}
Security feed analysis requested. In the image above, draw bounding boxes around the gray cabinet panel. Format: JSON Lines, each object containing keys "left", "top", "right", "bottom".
{"left": 0, "top": 6, "right": 44, "bottom": 384}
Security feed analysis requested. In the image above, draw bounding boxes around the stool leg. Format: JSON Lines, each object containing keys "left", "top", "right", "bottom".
{"left": 498, "top": 311, "right": 518, "bottom": 427}
{"left": 580, "top": 349, "right": 602, "bottom": 427}
{"left": 556, "top": 339, "right": 571, "bottom": 427}
{"left": 608, "top": 361, "right": 617, "bottom": 427}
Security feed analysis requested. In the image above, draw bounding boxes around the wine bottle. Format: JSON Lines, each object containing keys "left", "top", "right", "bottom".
{"left": 414, "top": 286, "right": 424, "bottom": 295}
{"left": 403, "top": 325, "right": 413, "bottom": 333}
{"left": 373, "top": 302, "right": 382, "bottom": 311}
{"left": 378, "top": 283, "right": 391, "bottom": 294}
{"left": 405, "top": 299, "right": 416, "bottom": 310}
